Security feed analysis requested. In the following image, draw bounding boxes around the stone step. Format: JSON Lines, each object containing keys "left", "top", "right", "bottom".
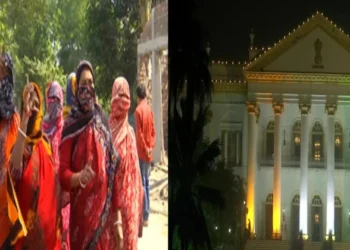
{"left": 244, "top": 240, "right": 350, "bottom": 250}
{"left": 333, "top": 242, "right": 350, "bottom": 250}
{"left": 245, "top": 240, "right": 290, "bottom": 250}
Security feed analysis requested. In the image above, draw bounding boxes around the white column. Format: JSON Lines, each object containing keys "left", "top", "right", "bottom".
{"left": 224, "top": 131, "right": 228, "bottom": 164}
{"left": 326, "top": 104, "right": 336, "bottom": 238}
{"left": 299, "top": 104, "right": 311, "bottom": 239}
{"left": 272, "top": 102, "right": 283, "bottom": 239}
{"left": 246, "top": 102, "right": 259, "bottom": 237}
{"left": 236, "top": 132, "right": 240, "bottom": 166}
{"left": 151, "top": 50, "right": 164, "bottom": 163}
{"left": 150, "top": 6, "right": 165, "bottom": 164}
{"left": 242, "top": 111, "right": 248, "bottom": 167}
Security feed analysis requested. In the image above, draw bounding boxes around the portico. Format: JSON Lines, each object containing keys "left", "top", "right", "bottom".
{"left": 207, "top": 12, "right": 350, "bottom": 242}
{"left": 244, "top": 67, "right": 350, "bottom": 240}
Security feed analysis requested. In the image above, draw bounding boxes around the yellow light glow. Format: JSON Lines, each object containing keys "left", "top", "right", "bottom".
{"left": 325, "top": 235, "right": 335, "bottom": 241}
{"left": 273, "top": 203, "right": 281, "bottom": 239}
{"left": 246, "top": 181, "right": 255, "bottom": 235}
{"left": 302, "top": 234, "right": 309, "bottom": 240}
{"left": 335, "top": 137, "right": 341, "bottom": 146}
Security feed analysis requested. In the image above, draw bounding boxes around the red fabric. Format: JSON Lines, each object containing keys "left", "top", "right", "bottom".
{"left": 42, "top": 81, "right": 64, "bottom": 169}
{"left": 110, "top": 77, "right": 144, "bottom": 250}
{"left": 59, "top": 124, "right": 117, "bottom": 250}
{"left": 134, "top": 99, "right": 156, "bottom": 162}
{"left": 42, "top": 81, "right": 70, "bottom": 249}
{"left": 13, "top": 140, "right": 61, "bottom": 250}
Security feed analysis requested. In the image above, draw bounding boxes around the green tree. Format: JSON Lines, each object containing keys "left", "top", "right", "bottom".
{"left": 86, "top": 0, "right": 141, "bottom": 111}
{"left": 3, "top": 0, "right": 66, "bottom": 104}
{"left": 55, "top": 0, "right": 89, "bottom": 73}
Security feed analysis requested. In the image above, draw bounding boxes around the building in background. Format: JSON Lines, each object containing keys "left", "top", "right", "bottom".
{"left": 207, "top": 12, "right": 350, "bottom": 244}
{"left": 137, "top": 0, "right": 168, "bottom": 165}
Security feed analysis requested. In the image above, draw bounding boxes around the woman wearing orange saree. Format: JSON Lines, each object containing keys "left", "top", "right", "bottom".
{"left": 0, "top": 50, "right": 27, "bottom": 249}
{"left": 9, "top": 81, "right": 61, "bottom": 250}
{"left": 59, "top": 61, "right": 121, "bottom": 250}
{"left": 110, "top": 77, "right": 144, "bottom": 250}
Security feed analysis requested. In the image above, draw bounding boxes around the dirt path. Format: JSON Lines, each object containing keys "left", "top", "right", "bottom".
{"left": 138, "top": 165, "right": 168, "bottom": 250}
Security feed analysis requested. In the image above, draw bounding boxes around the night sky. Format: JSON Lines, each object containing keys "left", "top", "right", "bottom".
{"left": 196, "top": 0, "right": 350, "bottom": 62}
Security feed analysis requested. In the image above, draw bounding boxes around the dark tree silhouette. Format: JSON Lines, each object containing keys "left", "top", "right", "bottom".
{"left": 199, "top": 161, "right": 246, "bottom": 250}
{"left": 169, "top": 1, "right": 224, "bottom": 249}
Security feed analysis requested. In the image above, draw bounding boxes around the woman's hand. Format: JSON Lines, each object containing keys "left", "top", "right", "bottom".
{"left": 22, "top": 75, "right": 36, "bottom": 117}
{"left": 79, "top": 157, "right": 95, "bottom": 185}
{"left": 114, "top": 224, "right": 123, "bottom": 250}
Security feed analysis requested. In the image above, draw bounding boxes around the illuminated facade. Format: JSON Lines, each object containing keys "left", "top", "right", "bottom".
{"left": 207, "top": 12, "right": 350, "bottom": 242}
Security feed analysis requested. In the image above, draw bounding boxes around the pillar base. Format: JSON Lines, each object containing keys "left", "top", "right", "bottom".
{"left": 302, "top": 234, "right": 308, "bottom": 240}
{"left": 324, "top": 235, "right": 335, "bottom": 241}
{"left": 272, "top": 233, "right": 281, "bottom": 240}
{"left": 249, "top": 232, "right": 257, "bottom": 239}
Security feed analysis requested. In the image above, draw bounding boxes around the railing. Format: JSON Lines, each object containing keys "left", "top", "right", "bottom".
{"left": 224, "top": 157, "right": 350, "bottom": 169}
{"left": 259, "top": 157, "right": 349, "bottom": 169}
{"left": 224, "top": 159, "right": 242, "bottom": 168}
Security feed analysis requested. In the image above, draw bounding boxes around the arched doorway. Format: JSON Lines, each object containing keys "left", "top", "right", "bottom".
{"left": 334, "top": 123, "right": 343, "bottom": 163}
{"left": 265, "top": 193, "right": 273, "bottom": 239}
{"left": 265, "top": 121, "right": 274, "bottom": 160}
{"left": 311, "top": 122, "right": 324, "bottom": 162}
{"left": 311, "top": 195, "right": 323, "bottom": 242}
{"left": 291, "top": 194, "right": 300, "bottom": 240}
{"left": 292, "top": 121, "right": 301, "bottom": 160}
{"left": 334, "top": 196, "right": 342, "bottom": 241}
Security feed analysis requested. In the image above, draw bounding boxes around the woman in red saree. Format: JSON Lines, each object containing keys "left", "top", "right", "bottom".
{"left": 10, "top": 81, "right": 61, "bottom": 250}
{"left": 110, "top": 77, "right": 144, "bottom": 250}
{"left": 59, "top": 61, "right": 121, "bottom": 250}
{"left": 43, "top": 80, "right": 71, "bottom": 249}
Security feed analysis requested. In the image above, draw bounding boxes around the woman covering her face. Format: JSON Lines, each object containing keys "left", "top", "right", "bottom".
{"left": 109, "top": 77, "right": 144, "bottom": 250}
{"left": 0, "top": 51, "right": 27, "bottom": 249}
{"left": 59, "top": 61, "right": 121, "bottom": 250}
{"left": 43, "top": 81, "right": 64, "bottom": 169}
{"left": 43, "top": 80, "right": 71, "bottom": 249}
{"left": 10, "top": 82, "right": 61, "bottom": 250}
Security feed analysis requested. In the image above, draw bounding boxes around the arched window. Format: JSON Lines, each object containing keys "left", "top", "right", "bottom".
{"left": 292, "top": 194, "right": 300, "bottom": 206}
{"left": 292, "top": 121, "right": 301, "bottom": 160}
{"left": 334, "top": 122, "right": 343, "bottom": 161}
{"left": 221, "top": 129, "right": 242, "bottom": 167}
{"left": 334, "top": 195, "right": 342, "bottom": 241}
{"left": 335, "top": 196, "right": 342, "bottom": 207}
{"left": 266, "top": 121, "right": 274, "bottom": 160}
{"left": 266, "top": 193, "right": 273, "bottom": 204}
{"left": 312, "top": 195, "right": 322, "bottom": 206}
{"left": 312, "top": 122, "right": 324, "bottom": 161}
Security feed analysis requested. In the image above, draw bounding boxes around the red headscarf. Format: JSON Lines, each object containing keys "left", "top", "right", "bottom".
{"left": 43, "top": 81, "right": 64, "bottom": 136}
{"left": 110, "top": 77, "right": 132, "bottom": 149}
{"left": 109, "top": 77, "right": 144, "bottom": 249}
{"left": 42, "top": 81, "right": 63, "bottom": 168}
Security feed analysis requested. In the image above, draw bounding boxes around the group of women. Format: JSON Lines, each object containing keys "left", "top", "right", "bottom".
{"left": 0, "top": 52, "right": 144, "bottom": 250}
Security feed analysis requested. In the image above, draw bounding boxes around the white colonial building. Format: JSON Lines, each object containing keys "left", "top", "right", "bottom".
{"left": 207, "top": 12, "right": 350, "bottom": 242}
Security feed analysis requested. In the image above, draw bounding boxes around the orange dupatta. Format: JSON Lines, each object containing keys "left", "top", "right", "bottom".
{"left": 0, "top": 113, "right": 28, "bottom": 248}
{"left": 12, "top": 83, "right": 60, "bottom": 250}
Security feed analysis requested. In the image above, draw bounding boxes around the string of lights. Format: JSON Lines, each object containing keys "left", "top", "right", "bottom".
{"left": 244, "top": 11, "right": 348, "bottom": 70}
{"left": 211, "top": 80, "right": 246, "bottom": 84}
{"left": 210, "top": 12, "right": 348, "bottom": 69}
